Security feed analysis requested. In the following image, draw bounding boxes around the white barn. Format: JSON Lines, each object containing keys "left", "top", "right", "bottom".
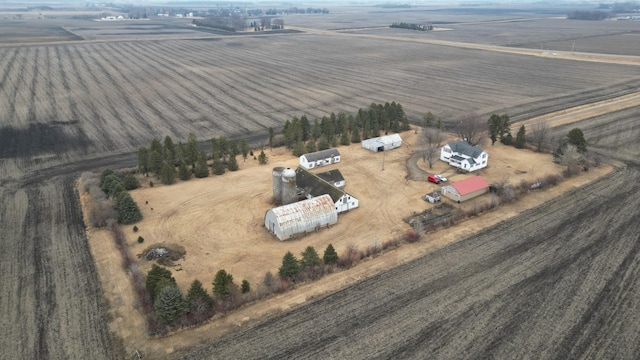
{"left": 296, "top": 167, "right": 358, "bottom": 213}
{"left": 361, "top": 133, "right": 402, "bottom": 152}
{"left": 299, "top": 148, "right": 340, "bottom": 170}
{"left": 264, "top": 194, "right": 338, "bottom": 241}
{"left": 440, "top": 140, "right": 488, "bottom": 172}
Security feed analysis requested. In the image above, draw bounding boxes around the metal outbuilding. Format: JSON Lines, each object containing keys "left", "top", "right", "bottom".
{"left": 264, "top": 194, "right": 338, "bottom": 241}
{"left": 361, "top": 133, "right": 402, "bottom": 152}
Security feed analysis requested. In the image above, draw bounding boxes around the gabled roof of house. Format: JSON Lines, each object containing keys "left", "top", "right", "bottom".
{"left": 448, "top": 140, "right": 484, "bottom": 158}
{"left": 316, "top": 169, "right": 344, "bottom": 184}
{"left": 302, "top": 148, "right": 340, "bottom": 162}
{"left": 295, "top": 167, "right": 346, "bottom": 203}
{"left": 452, "top": 176, "right": 490, "bottom": 196}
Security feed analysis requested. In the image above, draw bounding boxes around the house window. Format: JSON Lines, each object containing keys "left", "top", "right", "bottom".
{"left": 443, "top": 148, "right": 451, "bottom": 153}
{"left": 482, "top": 153, "right": 487, "bottom": 158}
{"left": 483, "top": 161, "right": 486, "bottom": 165}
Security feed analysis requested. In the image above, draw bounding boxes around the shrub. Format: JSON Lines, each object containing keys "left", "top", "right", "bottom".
{"left": 403, "top": 229, "right": 420, "bottom": 243}
{"left": 133, "top": 225, "right": 139, "bottom": 232}
{"left": 149, "top": 180, "right": 154, "bottom": 187}
{"left": 137, "top": 236, "right": 144, "bottom": 244}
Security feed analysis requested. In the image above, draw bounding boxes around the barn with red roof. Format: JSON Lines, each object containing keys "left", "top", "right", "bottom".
{"left": 441, "top": 176, "right": 490, "bottom": 203}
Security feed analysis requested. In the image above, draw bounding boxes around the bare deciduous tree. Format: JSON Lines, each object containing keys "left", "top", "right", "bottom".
{"left": 530, "top": 121, "right": 550, "bottom": 152}
{"left": 455, "top": 113, "right": 485, "bottom": 146}
{"left": 559, "top": 144, "right": 583, "bottom": 176}
{"left": 422, "top": 126, "right": 444, "bottom": 169}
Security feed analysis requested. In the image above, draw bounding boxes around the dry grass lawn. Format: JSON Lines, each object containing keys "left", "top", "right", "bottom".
{"left": 126, "top": 130, "right": 565, "bottom": 290}
{"left": 85, "top": 128, "right": 612, "bottom": 356}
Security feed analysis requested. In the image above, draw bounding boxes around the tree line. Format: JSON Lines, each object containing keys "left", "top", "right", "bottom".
{"left": 144, "top": 243, "right": 341, "bottom": 334}
{"left": 390, "top": 22, "right": 433, "bottom": 31}
{"left": 137, "top": 134, "right": 267, "bottom": 186}
{"left": 274, "top": 101, "right": 410, "bottom": 156}
{"left": 80, "top": 169, "right": 143, "bottom": 227}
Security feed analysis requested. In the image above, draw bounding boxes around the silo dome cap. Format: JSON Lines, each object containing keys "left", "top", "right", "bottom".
{"left": 282, "top": 168, "right": 296, "bottom": 177}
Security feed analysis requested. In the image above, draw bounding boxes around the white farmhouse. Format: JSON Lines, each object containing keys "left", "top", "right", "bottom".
{"left": 440, "top": 140, "right": 488, "bottom": 172}
{"left": 299, "top": 148, "right": 340, "bottom": 170}
{"left": 361, "top": 133, "right": 402, "bottom": 152}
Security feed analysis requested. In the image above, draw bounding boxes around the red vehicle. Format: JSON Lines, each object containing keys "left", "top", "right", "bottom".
{"left": 427, "top": 175, "right": 441, "bottom": 184}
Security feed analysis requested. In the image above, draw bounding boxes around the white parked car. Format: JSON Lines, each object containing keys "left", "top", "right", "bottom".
{"left": 435, "top": 175, "right": 447, "bottom": 182}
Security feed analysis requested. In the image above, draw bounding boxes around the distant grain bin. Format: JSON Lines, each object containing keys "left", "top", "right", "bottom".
{"left": 272, "top": 167, "right": 285, "bottom": 204}
{"left": 281, "top": 167, "right": 297, "bottom": 205}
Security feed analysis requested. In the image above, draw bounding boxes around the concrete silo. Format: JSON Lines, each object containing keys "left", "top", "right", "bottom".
{"left": 272, "top": 167, "right": 284, "bottom": 204}
{"left": 281, "top": 167, "right": 297, "bottom": 205}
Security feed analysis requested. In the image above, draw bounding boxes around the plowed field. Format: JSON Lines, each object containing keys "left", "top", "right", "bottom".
{"left": 1, "top": 7, "right": 639, "bottom": 359}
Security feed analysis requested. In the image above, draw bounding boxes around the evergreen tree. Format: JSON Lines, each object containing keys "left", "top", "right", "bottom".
{"left": 212, "top": 157, "right": 226, "bottom": 175}
{"left": 101, "top": 173, "right": 123, "bottom": 197}
{"left": 218, "top": 136, "right": 229, "bottom": 163}
{"left": 178, "top": 161, "right": 191, "bottom": 181}
{"left": 160, "top": 162, "right": 176, "bottom": 185}
{"left": 567, "top": 128, "right": 588, "bottom": 153}
{"left": 300, "top": 115, "right": 311, "bottom": 141}
{"left": 241, "top": 280, "right": 251, "bottom": 294}
{"left": 305, "top": 140, "right": 317, "bottom": 153}
{"left": 146, "top": 264, "right": 176, "bottom": 301}
{"left": 323, "top": 243, "right": 338, "bottom": 265}
{"left": 239, "top": 138, "right": 250, "bottom": 162}
{"left": 149, "top": 148, "right": 163, "bottom": 178}
{"left": 340, "top": 127, "right": 351, "bottom": 146}
{"left": 258, "top": 150, "right": 268, "bottom": 164}
{"left": 278, "top": 251, "right": 300, "bottom": 279}
{"left": 227, "top": 152, "right": 239, "bottom": 171}
{"left": 137, "top": 147, "right": 150, "bottom": 176}
{"left": 351, "top": 126, "right": 361, "bottom": 143}
{"left": 317, "top": 135, "right": 330, "bottom": 151}
{"left": 186, "top": 279, "right": 214, "bottom": 308}
{"left": 210, "top": 137, "right": 219, "bottom": 159}
{"left": 292, "top": 140, "right": 305, "bottom": 157}
{"left": 194, "top": 151, "right": 210, "bottom": 178}
{"left": 212, "top": 269, "right": 234, "bottom": 299}
{"left": 312, "top": 119, "right": 322, "bottom": 141}
{"left": 123, "top": 174, "right": 140, "bottom": 190}
{"left": 515, "top": 125, "right": 526, "bottom": 149}
{"left": 300, "top": 246, "right": 322, "bottom": 269}
{"left": 115, "top": 192, "right": 142, "bottom": 224}
{"left": 268, "top": 127, "right": 274, "bottom": 149}
{"left": 154, "top": 287, "right": 188, "bottom": 325}
{"left": 185, "top": 133, "right": 199, "bottom": 169}
{"left": 150, "top": 138, "right": 163, "bottom": 157}
{"left": 164, "top": 135, "right": 176, "bottom": 165}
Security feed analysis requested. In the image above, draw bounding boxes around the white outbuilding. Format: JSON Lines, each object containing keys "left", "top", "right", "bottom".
{"left": 361, "top": 133, "right": 402, "bottom": 152}
{"left": 299, "top": 148, "right": 340, "bottom": 170}
{"left": 264, "top": 194, "right": 338, "bottom": 241}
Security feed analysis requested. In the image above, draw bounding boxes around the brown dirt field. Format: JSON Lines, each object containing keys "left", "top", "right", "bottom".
{"left": 86, "top": 128, "right": 611, "bottom": 357}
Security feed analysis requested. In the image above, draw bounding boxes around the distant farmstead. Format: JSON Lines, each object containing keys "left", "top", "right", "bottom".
{"left": 441, "top": 176, "right": 489, "bottom": 203}
{"left": 264, "top": 194, "right": 338, "bottom": 241}
{"left": 361, "top": 133, "right": 402, "bottom": 152}
{"left": 440, "top": 140, "right": 488, "bottom": 172}
{"left": 299, "top": 148, "right": 340, "bottom": 170}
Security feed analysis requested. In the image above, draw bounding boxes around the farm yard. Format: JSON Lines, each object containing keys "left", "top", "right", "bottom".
{"left": 0, "top": 4, "right": 639, "bottom": 359}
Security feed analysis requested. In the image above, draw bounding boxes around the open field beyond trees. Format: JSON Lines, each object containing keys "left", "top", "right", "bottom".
{"left": 0, "top": 5, "right": 639, "bottom": 359}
